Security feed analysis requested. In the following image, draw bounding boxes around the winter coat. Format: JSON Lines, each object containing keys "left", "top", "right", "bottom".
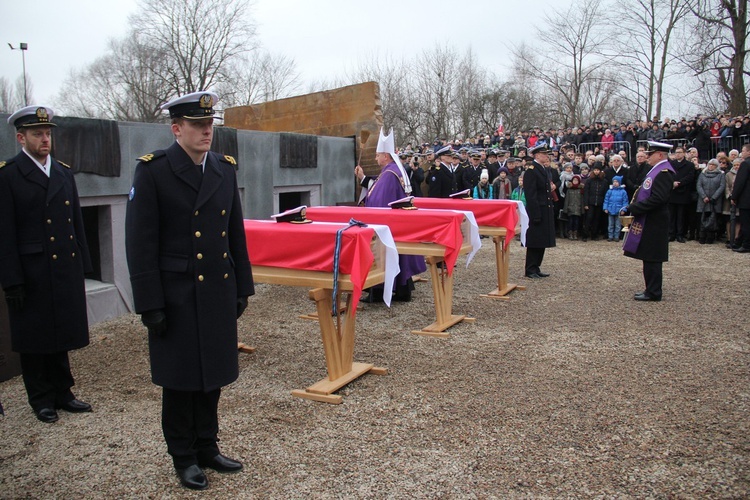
{"left": 511, "top": 186, "right": 526, "bottom": 206}
{"left": 668, "top": 158, "right": 696, "bottom": 204}
{"left": 583, "top": 172, "right": 608, "bottom": 207}
{"left": 473, "top": 182, "right": 493, "bottom": 199}
{"left": 696, "top": 168, "right": 726, "bottom": 213}
{"left": 492, "top": 177, "right": 512, "bottom": 199}
{"left": 563, "top": 183, "right": 584, "bottom": 216}
{"left": 523, "top": 160, "right": 556, "bottom": 248}
{"left": 723, "top": 168, "right": 738, "bottom": 215}
{"left": 603, "top": 186, "right": 629, "bottom": 214}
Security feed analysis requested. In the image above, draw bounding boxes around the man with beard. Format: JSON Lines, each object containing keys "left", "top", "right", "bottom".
{"left": 0, "top": 105, "right": 93, "bottom": 423}
{"left": 623, "top": 141, "right": 675, "bottom": 301}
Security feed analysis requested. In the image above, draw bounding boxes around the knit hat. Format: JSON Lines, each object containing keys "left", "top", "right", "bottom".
{"left": 612, "top": 175, "right": 623, "bottom": 186}
{"left": 480, "top": 169, "right": 489, "bottom": 180}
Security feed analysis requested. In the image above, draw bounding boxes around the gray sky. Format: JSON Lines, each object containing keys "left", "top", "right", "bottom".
{"left": 3, "top": 0, "right": 572, "bottom": 107}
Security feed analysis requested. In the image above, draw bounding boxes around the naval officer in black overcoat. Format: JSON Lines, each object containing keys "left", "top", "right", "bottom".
{"left": 624, "top": 141, "right": 675, "bottom": 301}
{"left": 0, "top": 105, "right": 93, "bottom": 423}
{"left": 125, "top": 91, "right": 254, "bottom": 490}
{"left": 523, "top": 142, "right": 556, "bottom": 278}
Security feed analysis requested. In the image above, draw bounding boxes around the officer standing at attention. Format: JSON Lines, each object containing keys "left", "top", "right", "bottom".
{"left": 125, "top": 91, "right": 255, "bottom": 490}
{"left": 0, "top": 105, "right": 93, "bottom": 423}
{"left": 523, "top": 142, "right": 556, "bottom": 278}
{"left": 623, "top": 141, "right": 675, "bottom": 301}
{"left": 427, "top": 145, "right": 456, "bottom": 197}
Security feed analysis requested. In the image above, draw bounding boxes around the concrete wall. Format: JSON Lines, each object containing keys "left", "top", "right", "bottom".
{"left": 0, "top": 115, "right": 356, "bottom": 329}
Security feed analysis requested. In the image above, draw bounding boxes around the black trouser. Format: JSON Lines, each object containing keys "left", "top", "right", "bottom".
{"left": 19, "top": 352, "right": 75, "bottom": 412}
{"left": 668, "top": 203, "right": 688, "bottom": 238}
{"left": 642, "top": 260, "right": 663, "bottom": 299}
{"left": 585, "top": 206, "right": 603, "bottom": 238}
{"left": 525, "top": 247, "right": 546, "bottom": 275}
{"left": 162, "top": 388, "right": 221, "bottom": 469}
{"left": 736, "top": 208, "right": 750, "bottom": 249}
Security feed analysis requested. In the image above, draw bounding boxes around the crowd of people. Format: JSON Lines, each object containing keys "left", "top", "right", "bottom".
{"left": 396, "top": 116, "right": 750, "bottom": 252}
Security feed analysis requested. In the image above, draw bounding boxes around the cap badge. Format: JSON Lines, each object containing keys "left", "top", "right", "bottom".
{"left": 36, "top": 107, "right": 50, "bottom": 122}
{"left": 199, "top": 94, "right": 213, "bottom": 109}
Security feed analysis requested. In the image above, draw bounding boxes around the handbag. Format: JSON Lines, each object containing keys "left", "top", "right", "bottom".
{"left": 701, "top": 209, "right": 717, "bottom": 232}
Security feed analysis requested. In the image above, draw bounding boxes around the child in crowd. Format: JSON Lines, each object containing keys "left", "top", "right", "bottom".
{"left": 603, "top": 175, "right": 629, "bottom": 241}
{"left": 473, "top": 169, "right": 493, "bottom": 199}
{"left": 493, "top": 167, "right": 512, "bottom": 199}
{"left": 511, "top": 173, "right": 525, "bottom": 206}
{"left": 563, "top": 174, "right": 584, "bottom": 239}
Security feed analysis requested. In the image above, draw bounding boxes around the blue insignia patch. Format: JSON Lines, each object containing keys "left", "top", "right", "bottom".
{"left": 129, "top": 186, "right": 135, "bottom": 200}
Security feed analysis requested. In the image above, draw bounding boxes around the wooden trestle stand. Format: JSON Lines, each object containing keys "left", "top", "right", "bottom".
{"left": 247, "top": 236, "right": 388, "bottom": 404}
{"left": 396, "top": 239, "right": 475, "bottom": 338}
{"left": 478, "top": 226, "right": 526, "bottom": 300}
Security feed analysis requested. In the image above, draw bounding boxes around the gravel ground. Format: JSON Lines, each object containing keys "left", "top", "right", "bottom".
{"left": 1, "top": 237, "right": 748, "bottom": 498}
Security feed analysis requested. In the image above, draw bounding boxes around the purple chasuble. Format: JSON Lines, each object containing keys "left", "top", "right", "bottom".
{"left": 366, "top": 162, "right": 427, "bottom": 283}
{"left": 622, "top": 159, "right": 675, "bottom": 254}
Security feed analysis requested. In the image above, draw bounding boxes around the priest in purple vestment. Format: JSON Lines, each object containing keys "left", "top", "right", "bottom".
{"left": 355, "top": 128, "right": 426, "bottom": 302}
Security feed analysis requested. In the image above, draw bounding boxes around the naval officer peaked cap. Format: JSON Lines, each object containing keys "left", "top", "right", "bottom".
{"left": 7, "top": 105, "right": 57, "bottom": 130}
{"left": 162, "top": 91, "right": 219, "bottom": 120}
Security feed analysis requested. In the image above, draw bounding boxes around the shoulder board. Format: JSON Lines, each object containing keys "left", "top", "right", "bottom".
{"left": 0, "top": 158, "right": 15, "bottom": 169}
{"left": 661, "top": 168, "right": 670, "bottom": 172}
{"left": 58, "top": 160, "right": 72, "bottom": 169}
{"left": 434, "top": 165, "right": 440, "bottom": 170}
{"left": 137, "top": 150, "right": 166, "bottom": 163}
{"left": 527, "top": 165, "right": 535, "bottom": 169}
{"left": 221, "top": 155, "right": 237, "bottom": 166}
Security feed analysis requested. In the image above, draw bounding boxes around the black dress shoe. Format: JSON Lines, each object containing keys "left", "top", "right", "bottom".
{"left": 176, "top": 465, "right": 208, "bottom": 490}
{"left": 733, "top": 247, "right": 750, "bottom": 253}
{"left": 536, "top": 272, "right": 550, "bottom": 277}
{"left": 58, "top": 399, "right": 92, "bottom": 413}
{"left": 676, "top": 236, "right": 686, "bottom": 243}
{"left": 36, "top": 408, "right": 59, "bottom": 423}
{"left": 525, "top": 273, "right": 542, "bottom": 279}
{"left": 198, "top": 454, "right": 243, "bottom": 473}
{"left": 634, "top": 292, "right": 661, "bottom": 302}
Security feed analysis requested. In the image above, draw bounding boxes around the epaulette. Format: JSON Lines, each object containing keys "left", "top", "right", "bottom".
{"left": 527, "top": 165, "right": 535, "bottom": 169}
{"left": 137, "top": 150, "right": 166, "bottom": 163}
{"left": 221, "top": 155, "right": 237, "bottom": 166}
{"left": 0, "top": 158, "right": 14, "bottom": 169}
{"left": 58, "top": 160, "right": 72, "bottom": 169}
{"left": 433, "top": 165, "right": 441, "bottom": 170}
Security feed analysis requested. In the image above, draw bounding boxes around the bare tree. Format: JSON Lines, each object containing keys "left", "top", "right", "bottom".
{"left": 685, "top": 0, "right": 749, "bottom": 115}
{"left": 511, "top": 0, "right": 612, "bottom": 127}
{"left": 130, "top": 0, "right": 257, "bottom": 98}
{"left": 609, "top": 0, "right": 692, "bottom": 120}
{"left": 219, "top": 51, "right": 301, "bottom": 107}
{"left": 0, "top": 76, "right": 31, "bottom": 113}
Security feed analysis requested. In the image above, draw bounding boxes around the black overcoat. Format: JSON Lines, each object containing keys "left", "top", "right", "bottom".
{"left": 523, "top": 160, "right": 556, "bottom": 248}
{"left": 624, "top": 166, "right": 674, "bottom": 262}
{"left": 426, "top": 164, "right": 455, "bottom": 198}
{"left": 125, "top": 142, "right": 254, "bottom": 392}
{"left": 731, "top": 159, "right": 750, "bottom": 209}
{"left": 668, "top": 159, "right": 695, "bottom": 204}
{"left": 0, "top": 152, "right": 92, "bottom": 353}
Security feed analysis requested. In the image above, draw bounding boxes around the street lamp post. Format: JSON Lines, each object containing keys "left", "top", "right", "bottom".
{"left": 8, "top": 43, "right": 29, "bottom": 106}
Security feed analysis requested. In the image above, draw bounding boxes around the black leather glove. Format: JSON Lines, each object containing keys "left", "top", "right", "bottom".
{"left": 141, "top": 309, "right": 167, "bottom": 336}
{"left": 4, "top": 285, "right": 25, "bottom": 311}
{"left": 236, "top": 296, "right": 248, "bottom": 319}
{"left": 532, "top": 218, "right": 541, "bottom": 225}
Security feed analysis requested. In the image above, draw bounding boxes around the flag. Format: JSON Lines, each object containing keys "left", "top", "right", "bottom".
{"left": 497, "top": 117, "right": 504, "bottom": 135}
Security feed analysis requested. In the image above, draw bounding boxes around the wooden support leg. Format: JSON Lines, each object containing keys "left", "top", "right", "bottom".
{"left": 411, "top": 257, "right": 474, "bottom": 338}
{"left": 292, "top": 288, "right": 386, "bottom": 404}
{"left": 481, "top": 234, "right": 525, "bottom": 299}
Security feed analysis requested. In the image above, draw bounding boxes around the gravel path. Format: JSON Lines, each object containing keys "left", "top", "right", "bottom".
{"left": 1, "top": 237, "right": 748, "bottom": 498}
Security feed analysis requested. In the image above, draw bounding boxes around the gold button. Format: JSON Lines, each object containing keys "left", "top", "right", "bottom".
{"left": 52, "top": 254, "right": 58, "bottom": 260}
{"left": 223, "top": 253, "right": 227, "bottom": 259}
{"left": 221, "top": 231, "right": 226, "bottom": 237}
{"left": 50, "top": 237, "right": 55, "bottom": 242}
{"left": 198, "top": 275, "right": 204, "bottom": 282}
{"left": 194, "top": 211, "right": 199, "bottom": 216}
{"left": 197, "top": 253, "right": 203, "bottom": 260}
{"left": 223, "top": 273, "right": 229, "bottom": 279}
{"left": 72, "top": 252, "right": 76, "bottom": 258}
{"left": 221, "top": 210, "right": 226, "bottom": 216}
{"left": 47, "top": 219, "right": 52, "bottom": 224}
{"left": 70, "top": 235, "right": 73, "bottom": 240}
{"left": 195, "top": 231, "right": 201, "bottom": 238}
{"left": 65, "top": 201, "right": 70, "bottom": 206}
